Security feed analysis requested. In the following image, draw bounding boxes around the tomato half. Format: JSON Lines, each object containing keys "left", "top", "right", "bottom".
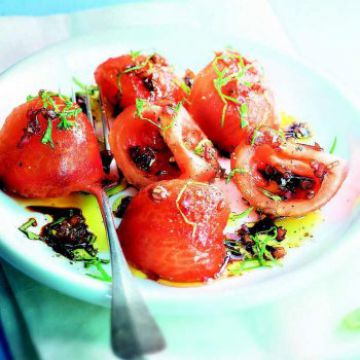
{"left": 189, "top": 50, "right": 277, "bottom": 152}
{"left": 230, "top": 136, "right": 348, "bottom": 217}
{"left": 109, "top": 101, "right": 219, "bottom": 188}
{"left": 94, "top": 53, "right": 186, "bottom": 115}
{"left": 118, "top": 179, "right": 230, "bottom": 282}
{"left": 0, "top": 94, "right": 104, "bottom": 198}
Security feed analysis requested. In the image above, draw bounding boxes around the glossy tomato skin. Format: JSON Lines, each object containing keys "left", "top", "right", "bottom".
{"left": 0, "top": 98, "right": 104, "bottom": 198}
{"left": 230, "top": 135, "right": 348, "bottom": 217}
{"left": 189, "top": 50, "right": 277, "bottom": 152}
{"left": 118, "top": 179, "right": 230, "bottom": 282}
{"left": 109, "top": 102, "right": 219, "bottom": 188}
{"left": 94, "top": 53, "right": 186, "bottom": 112}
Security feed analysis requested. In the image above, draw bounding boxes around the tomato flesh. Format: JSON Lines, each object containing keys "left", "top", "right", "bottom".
{"left": 231, "top": 140, "right": 348, "bottom": 216}
{"left": 109, "top": 102, "right": 219, "bottom": 188}
{"left": 189, "top": 50, "right": 277, "bottom": 152}
{"left": 0, "top": 97, "right": 104, "bottom": 198}
{"left": 118, "top": 179, "right": 230, "bottom": 282}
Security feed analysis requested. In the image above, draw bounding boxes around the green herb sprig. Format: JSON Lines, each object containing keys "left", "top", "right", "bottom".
{"left": 18, "top": 218, "right": 40, "bottom": 240}
{"left": 329, "top": 136, "right": 337, "bottom": 154}
{"left": 194, "top": 139, "right": 213, "bottom": 156}
{"left": 135, "top": 98, "right": 182, "bottom": 131}
{"left": 27, "top": 90, "right": 82, "bottom": 148}
{"left": 227, "top": 207, "right": 253, "bottom": 227}
{"left": 212, "top": 51, "right": 253, "bottom": 127}
{"left": 225, "top": 167, "right": 249, "bottom": 183}
{"left": 260, "top": 188, "right": 282, "bottom": 202}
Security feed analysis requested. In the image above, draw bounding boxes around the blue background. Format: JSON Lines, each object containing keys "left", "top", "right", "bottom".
{"left": 0, "top": 0, "right": 143, "bottom": 16}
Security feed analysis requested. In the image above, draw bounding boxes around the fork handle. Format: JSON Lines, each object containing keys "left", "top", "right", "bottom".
{"left": 94, "top": 188, "right": 166, "bottom": 359}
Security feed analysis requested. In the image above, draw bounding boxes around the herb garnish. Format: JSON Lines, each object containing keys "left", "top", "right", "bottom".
{"left": 72, "top": 77, "right": 99, "bottom": 97}
{"left": 135, "top": 98, "right": 182, "bottom": 131}
{"left": 194, "top": 139, "right": 213, "bottom": 156}
{"left": 212, "top": 50, "right": 253, "bottom": 127}
{"left": 180, "top": 81, "right": 191, "bottom": 95}
{"left": 41, "top": 119, "right": 54, "bottom": 147}
{"left": 123, "top": 53, "right": 154, "bottom": 74}
{"left": 225, "top": 217, "right": 286, "bottom": 273}
{"left": 240, "top": 102, "right": 249, "bottom": 128}
{"left": 18, "top": 218, "right": 40, "bottom": 240}
{"left": 129, "top": 49, "right": 142, "bottom": 60}
{"left": 250, "top": 126, "right": 260, "bottom": 145}
{"left": 82, "top": 257, "right": 112, "bottom": 282}
{"left": 260, "top": 188, "right": 282, "bottom": 201}
{"left": 225, "top": 168, "right": 248, "bottom": 183}
{"left": 227, "top": 207, "right": 253, "bottom": 227}
{"left": 329, "top": 136, "right": 337, "bottom": 154}
{"left": 176, "top": 181, "right": 198, "bottom": 237}
{"left": 18, "top": 209, "right": 111, "bottom": 283}
{"left": 26, "top": 90, "right": 82, "bottom": 148}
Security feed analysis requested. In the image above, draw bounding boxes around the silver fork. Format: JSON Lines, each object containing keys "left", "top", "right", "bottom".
{"left": 72, "top": 89, "right": 166, "bottom": 359}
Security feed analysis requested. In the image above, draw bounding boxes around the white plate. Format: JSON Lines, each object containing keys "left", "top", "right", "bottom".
{"left": 0, "top": 27, "right": 359, "bottom": 315}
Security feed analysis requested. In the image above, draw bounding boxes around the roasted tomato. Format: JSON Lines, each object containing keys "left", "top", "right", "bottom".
{"left": 230, "top": 131, "right": 347, "bottom": 217}
{"left": 0, "top": 92, "right": 104, "bottom": 198}
{"left": 118, "top": 179, "right": 230, "bottom": 282}
{"left": 109, "top": 100, "right": 219, "bottom": 188}
{"left": 189, "top": 49, "right": 277, "bottom": 152}
{"left": 94, "top": 52, "right": 186, "bottom": 115}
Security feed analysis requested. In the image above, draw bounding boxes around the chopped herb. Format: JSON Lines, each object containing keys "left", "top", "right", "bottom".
{"left": 18, "top": 218, "right": 40, "bottom": 240}
{"left": 41, "top": 119, "right": 54, "bottom": 148}
{"left": 180, "top": 81, "right": 191, "bottom": 95}
{"left": 225, "top": 217, "right": 286, "bottom": 270}
{"left": 72, "top": 77, "right": 99, "bottom": 96}
{"left": 176, "top": 181, "right": 198, "bottom": 237}
{"left": 329, "top": 136, "right": 337, "bottom": 154}
{"left": 226, "top": 168, "right": 248, "bottom": 183}
{"left": 135, "top": 98, "right": 161, "bottom": 128}
{"left": 227, "top": 207, "right": 253, "bottom": 227}
{"left": 129, "top": 49, "right": 142, "bottom": 60}
{"left": 212, "top": 50, "right": 253, "bottom": 127}
{"left": 31, "top": 90, "right": 83, "bottom": 148}
{"left": 251, "top": 228, "right": 279, "bottom": 266}
{"left": 250, "top": 126, "right": 259, "bottom": 145}
{"left": 83, "top": 257, "right": 112, "bottom": 282}
{"left": 227, "top": 258, "right": 269, "bottom": 275}
{"left": 240, "top": 102, "right": 248, "bottom": 128}
{"left": 123, "top": 53, "right": 154, "bottom": 74}
{"left": 26, "top": 94, "right": 37, "bottom": 102}
{"left": 260, "top": 188, "right": 282, "bottom": 201}
{"left": 135, "top": 98, "right": 182, "bottom": 131}
{"left": 194, "top": 139, "right": 213, "bottom": 156}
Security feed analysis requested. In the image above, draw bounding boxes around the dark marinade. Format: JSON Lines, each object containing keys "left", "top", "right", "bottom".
{"left": 27, "top": 206, "right": 97, "bottom": 260}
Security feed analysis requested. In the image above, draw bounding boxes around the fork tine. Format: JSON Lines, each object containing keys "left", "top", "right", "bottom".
{"left": 84, "top": 93, "right": 95, "bottom": 128}
{"left": 99, "top": 92, "right": 111, "bottom": 151}
{"left": 71, "top": 87, "right": 77, "bottom": 103}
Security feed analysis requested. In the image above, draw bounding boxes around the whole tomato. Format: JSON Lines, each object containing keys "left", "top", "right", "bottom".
{"left": 189, "top": 50, "right": 277, "bottom": 152}
{"left": 95, "top": 52, "right": 187, "bottom": 114}
{"left": 118, "top": 179, "right": 230, "bottom": 282}
{"left": 0, "top": 92, "right": 104, "bottom": 198}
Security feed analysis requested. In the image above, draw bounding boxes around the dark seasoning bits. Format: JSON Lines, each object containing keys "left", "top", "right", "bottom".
{"left": 18, "top": 206, "right": 112, "bottom": 281}
{"left": 225, "top": 216, "right": 287, "bottom": 263}
{"left": 26, "top": 206, "right": 98, "bottom": 260}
